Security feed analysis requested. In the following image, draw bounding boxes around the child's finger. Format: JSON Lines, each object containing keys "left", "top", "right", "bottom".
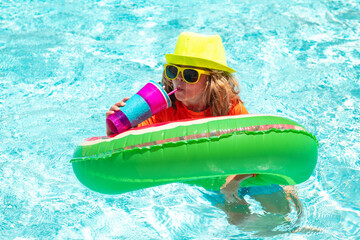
{"left": 115, "top": 102, "right": 124, "bottom": 107}
{"left": 114, "top": 97, "right": 130, "bottom": 107}
{"left": 109, "top": 105, "right": 120, "bottom": 111}
{"left": 106, "top": 110, "right": 114, "bottom": 117}
{"left": 225, "top": 193, "right": 236, "bottom": 203}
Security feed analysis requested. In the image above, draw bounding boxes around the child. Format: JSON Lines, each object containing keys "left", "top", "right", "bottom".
{"left": 106, "top": 32, "right": 248, "bottom": 133}
{"left": 106, "top": 32, "right": 301, "bottom": 226}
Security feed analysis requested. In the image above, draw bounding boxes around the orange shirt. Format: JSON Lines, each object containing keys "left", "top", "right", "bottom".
{"left": 138, "top": 100, "right": 248, "bottom": 127}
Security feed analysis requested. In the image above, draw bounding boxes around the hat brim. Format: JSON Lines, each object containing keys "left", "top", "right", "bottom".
{"left": 165, "top": 54, "right": 236, "bottom": 73}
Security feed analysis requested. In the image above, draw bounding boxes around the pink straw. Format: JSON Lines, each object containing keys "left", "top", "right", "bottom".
{"left": 167, "top": 88, "right": 179, "bottom": 96}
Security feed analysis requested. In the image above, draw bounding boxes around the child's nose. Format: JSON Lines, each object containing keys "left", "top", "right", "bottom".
{"left": 176, "top": 71, "right": 184, "bottom": 81}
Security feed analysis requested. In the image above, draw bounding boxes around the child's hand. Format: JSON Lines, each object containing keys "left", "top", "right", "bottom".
{"left": 106, "top": 97, "right": 130, "bottom": 136}
{"left": 220, "top": 174, "right": 253, "bottom": 203}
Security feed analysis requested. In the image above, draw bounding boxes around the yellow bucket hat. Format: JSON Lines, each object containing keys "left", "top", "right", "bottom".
{"left": 165, "top": 32, "right": 236, "bottom": 73}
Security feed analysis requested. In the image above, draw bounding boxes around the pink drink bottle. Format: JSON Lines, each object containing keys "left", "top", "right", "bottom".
{"left": 106, "top": 81, "right": 172, "bottom": 134}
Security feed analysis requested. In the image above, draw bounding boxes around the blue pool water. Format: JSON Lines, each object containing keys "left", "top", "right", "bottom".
{"left": 1, "top": 0, "right": 359, "bottom": 239}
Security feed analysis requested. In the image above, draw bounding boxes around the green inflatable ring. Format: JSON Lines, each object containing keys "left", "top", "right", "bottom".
{"left": 71, "top": 115, "right": 318, "bottom": 194}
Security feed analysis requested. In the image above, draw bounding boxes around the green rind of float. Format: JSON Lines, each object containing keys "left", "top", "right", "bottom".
{"left": 73, "top": 115, "right": 308, "bottom": 158}
{"left": 71, "top": 128, "right": 318, "bottom": 194}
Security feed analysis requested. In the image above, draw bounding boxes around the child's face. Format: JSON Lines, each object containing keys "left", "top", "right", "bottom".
{"left": 172, "top": 71, "right": 208, "bottom": 108}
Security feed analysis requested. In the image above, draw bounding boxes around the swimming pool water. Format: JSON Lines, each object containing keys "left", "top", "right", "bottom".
{"left": 1, "top": 0, "right": 359, "bottom": 239}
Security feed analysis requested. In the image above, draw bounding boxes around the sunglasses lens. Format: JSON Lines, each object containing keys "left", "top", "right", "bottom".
{"left": 166, "top": 65, "right": 178, "bottom": 79}
{"left": 183, "top": 69, "right": 199, "bottom": 83}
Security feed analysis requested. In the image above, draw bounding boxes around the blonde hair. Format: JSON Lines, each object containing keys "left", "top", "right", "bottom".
{"left": 161, "top": 69, "right": 241, "bottom": 116}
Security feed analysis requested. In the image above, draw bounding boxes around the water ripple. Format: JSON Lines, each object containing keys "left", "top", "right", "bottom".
{"left": 1, "top": 0, "right": 359, "bottom": 239}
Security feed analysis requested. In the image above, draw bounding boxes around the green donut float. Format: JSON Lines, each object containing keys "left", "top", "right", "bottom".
{"left": 71, "top": 115, "right": 318, "bottom": 194}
